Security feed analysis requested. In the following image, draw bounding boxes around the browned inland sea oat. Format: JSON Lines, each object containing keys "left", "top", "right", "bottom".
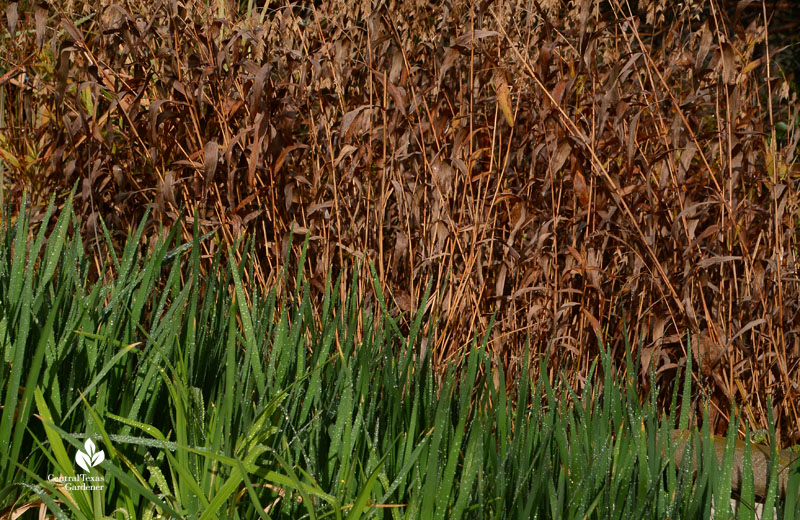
{"left": 1, "top": 0, "right": 800, "bottom": 445}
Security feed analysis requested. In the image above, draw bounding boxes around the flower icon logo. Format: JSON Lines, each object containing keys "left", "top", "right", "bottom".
{"left": 75, "top": 438, "right": 105, "bottom": 472}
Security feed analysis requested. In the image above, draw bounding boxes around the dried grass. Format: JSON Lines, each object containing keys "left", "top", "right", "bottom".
{"left": 1, "top": 0, "right": 800, "bottom": 442}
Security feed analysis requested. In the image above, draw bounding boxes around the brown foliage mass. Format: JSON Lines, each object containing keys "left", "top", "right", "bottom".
{"left": 2, "top": 0, "right": 800, "bottom": 441}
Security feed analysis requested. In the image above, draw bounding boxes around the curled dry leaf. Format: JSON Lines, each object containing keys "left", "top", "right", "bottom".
{"left": 341, "top": 105, "right": 371, "bottom": 143}
{"left": 60, "top": 17, "right": 83, "bottom": 44}
{"left": 572, "top": 166, "right": 590, "bottom": 208}
{"left": 494, "top": 70, "right": 514, "bottom": 126}
{"left": 582, "top": 308, "right": 603, "bottom": 339}
{"left": 162, "top": 170, "right": 177, "bottom": 207}
{"left": 273, "top": 144, "right": 309, "bottom": 176}
{"left": 551, "top": 141, "right": 571, "bottom": 173}
{"left": 375, "top": 72, "right": 407, "bottom": 116}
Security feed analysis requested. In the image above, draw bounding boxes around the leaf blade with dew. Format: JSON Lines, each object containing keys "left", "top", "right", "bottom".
{"left": 94, "top": 210, "right": 121, "bottom": 272}
{"left": 116, "top": 205, "right": 152, "bottom": 289}
{"left": 268, "top": 449, "right": 324, "bottom": 520}
{"left": 62, "top": 336, "right": 140, "bottom": 419}
{"left": 329, "top": 366, "right": 354, "bottom": 486}
{"left": 450, "top": 417, "right": 483, "bottom": 519}
{"left": 377, "top": 434, "right": 430, "bottom": 505}
{"left": 222, "top": 302, "right": 238, "bottom": 450}
{"left": 27, "top": 195, "right": 57, "bottom": 306}
{"left": 37, "top": 190, "right": 74, "bottom": 292}
{"left": 407, "top": 276, "right": 433, "bottom": 351}
{"left": 0, "top": 213, "right": 33, "bottom": 482}
{"left": 33, "top": 388, "right": 88, "bottom": 511}
{"left": 182, "top": 215, "right": 204, "bottom": 378}
{"left": 435, "top": 355, "right": 479, "bottom": 519}
{"left": 740, "top": 426, "right": 756, "bottom": 520}
{"left": 160, "top": 229, "right": 216, "bottom": 266}
{"left": 785, "top": 449, "right": 800, "bottom": 518}
{"left": 761, "top": 400, "right": 778, "bottom": 520}
{"left": 154, "top": 357, "right": 204, "bottom": 514}
{"left": 345, "top": 451, "right": 390, "bottom": 520}
{"left": 16, "top": 482, "right": 73, "bottom": 520}
{"left": 367, "top": 258, "right": 403, "bottom": 339}
{"left": 236, "top": 459, "right": 273, "bottom": 520}
{"left": 421, "top": 374, "right": 454, "bottom": 518}
{"left": 714, "top": 409, "right": 739, "bottom": 519}
{"left": 679, "top": 330, "right": 693, "bottom": 432}
{"left": 109, "top": 411, "right": 268, "bottom": 473}
{"left": 7, "top": 193, "right": 27, "bottom": 307}
{"left": 196, "top": 461, "right": 248, "bottom": 520}
{"left": 128, "top": 225, "right": 183, "bottom": 335}
{"left": 107, "top": 410, "right": 213, "bottom": 512}
{"left": 229, "top": 244, "right": 266, "bottom": 396}
{"left": 7, "top": 288, "right": 65, "bottom": 480}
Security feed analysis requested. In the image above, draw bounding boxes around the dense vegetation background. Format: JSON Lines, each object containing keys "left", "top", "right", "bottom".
{"left": 1, "top": 0, "right": 800, "bottom": 442}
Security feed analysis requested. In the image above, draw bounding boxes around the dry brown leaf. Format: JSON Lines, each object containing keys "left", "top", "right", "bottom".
{"left": 626, "top": 111, "right": 641, "bottom": 169}
{"left": 641, "top": 346, "right": 657, "bottom": 377}
{"left": 697, "top": 255, "right": 741, "bottom": 269}
{"left": 289, "top": 221, "right": 309, "bottom": 235}
{"left": 60, "top": 16, "right": 83, "bottom": 44}
{"left": 34, "top": 3, "right": 47, "bottom": 50}
{"left": 249, "top": 64, "right": 271, "bottom": 118}
{"left": 6, "top": 2, "right": 17, "bottom": 38}
{"left": 728, "top": 319, "right": 765, "bottom": 346}
{"left": 494, "top": 70, "right": 514, "bottom": 126}
{"left": 247, "top": 114, "right": 266, "bottom": 188}
{"left": 395, "top": 291, "right": 412, "bottom": 313}
{"left": 453, "top": 29, "right": 500, "bottom": 49}
{"left": 583, "top": 308, "right": 603, "bottom": 339}
{"left": 572, "top": 167, "right": 589, "bottom": 208}
{"left": 272, "top": 144, "right": 309, "bottom": 175}
{"left": 6, "top": 499, "right": 47, "bottom": 519}
{"left": 496, "top": 263, "right": 507, "bottom": 298}
{"left": 566, "top": 245, "right": 583, "bottom": 266}
{"left": 438, "top": 47, "right": 460, "bottom": 87}
{"left": 341, "top": 105, "right": 371, "bottom": 142}
{"left": 162, "top": 170, "right": 177, "bottom": 207}
{"left": 720, "top": 42, "right": 737, "bottom": 85}
{"left": 431, "top": 158, "right": 454, "bottom": 196}
{"left": 739, "top": 57, "right": 762, "bottom": 78}
{"left": 692, "top": 332, "right": 725, "bottom": 376}
{"left": 551, "top": 141, "right": 571, "bottom": 173}
{"left": 376, "top": 72, "right": 407, "bottom": 116}
{"left": 203, "top": 140, "right": 219, "bottom": 189}
{"left": 695, "top": 21, "right": 713, "bottom": 71}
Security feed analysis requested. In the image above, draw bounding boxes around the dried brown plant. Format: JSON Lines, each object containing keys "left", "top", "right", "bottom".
{"left": 1, "top": 0, "right": 799, "bottom": 442}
